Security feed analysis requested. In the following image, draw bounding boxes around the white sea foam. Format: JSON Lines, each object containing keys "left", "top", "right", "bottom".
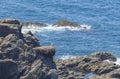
{"left": 104, "top": 58, "right": 120, "bottom": 65}
{"left": 59, "top": 54, "right": 76, "bottom": 60}
{"left": 115, "top": 58, "right": 120, "bottom": 65}
{"left": 22, "top": 24, "right": 91, "bottom": 33}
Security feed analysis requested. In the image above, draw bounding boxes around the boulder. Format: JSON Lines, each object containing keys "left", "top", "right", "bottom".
{"left": 53, "top": 20, "right": 80, "bottom": 27}
{"left": 0, "top": 19, "right": 20, "bottom": 24}
{"left": 90, "top": 52, "right": 117, "bottom": 61}
{"left": 21, "top": 22, "right": 47, "bottom": 27}
{"left": 23, "top": 31, "right": 40, "bottom": 47}
{"left": 0, "top": 23, "right": 22, "bottom": 37}
{"left": 33, "top": 46, "right": 55, "bottom": 57}
{"left": 0, "top": 59, "right": 19, "bottom": 79}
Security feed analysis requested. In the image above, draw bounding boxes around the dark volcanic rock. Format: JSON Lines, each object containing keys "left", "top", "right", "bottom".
{"left": 0, "top": 59, "right": 19, "bottom": 79}
{"left": 0, "top": 19, "right": 57, "bottom": 79}
{"left": 21, "top": 22, "right": 47, "bottom": 27}
{"left": 46, "top": 69, "right": 58, "bottom": 79}
{"left": 0, "top": 19, "right": 20, "bottom": 24}
{"left": 20, "top": 58, "right": 56, "bottom": 79}
{"left": 23, "top": 31, "right": 40, "bottom": 47}
{"left": 0, "top": 18, "right": 119, "bottom": 79}
{"left": 53, "top": 20, "right": 80, "bottom": 27}
{"left": 89, "top": 68, "right": 120, "bottom": 79}
{"left": 90, "top": 52, "right": 117, "bottom": 61}
{"left": 55, "top": 52, "right": 119, "bottom": 79}
{"left": 0, "top": 34, "right": 22, "bottom": 60}
{"left": 0, "top": 23, "right": 22, "bottom": 37}
{"left": 33, "top": 46, "right": 55, "bottom": 57}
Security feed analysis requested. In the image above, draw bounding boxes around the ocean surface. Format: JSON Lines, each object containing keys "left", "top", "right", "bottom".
{"left": 0, "top": 0, "right": 120, "bottom": 60}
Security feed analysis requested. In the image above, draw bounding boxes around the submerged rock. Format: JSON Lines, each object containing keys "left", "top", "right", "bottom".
{"left": 53, "top": 20, "right": 80, "bottom": 27}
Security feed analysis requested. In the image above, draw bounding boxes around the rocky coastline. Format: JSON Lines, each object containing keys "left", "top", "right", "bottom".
{"left": 0, "top": 19, "right": 120, "bottom": 79}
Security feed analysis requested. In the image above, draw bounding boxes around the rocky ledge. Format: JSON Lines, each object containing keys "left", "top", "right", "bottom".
{"left": 0, "top": 19, "right": 120, "bottom": 79}
{"left": 21, "top": 19, "right": 88, "bottom": 29}
{"left": 21, "top": 20, "right": 80, "bottom": 27}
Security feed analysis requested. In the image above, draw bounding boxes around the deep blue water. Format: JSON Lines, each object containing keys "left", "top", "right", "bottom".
{"left": 0, "top": 0, "right": 120, "bottom": 58}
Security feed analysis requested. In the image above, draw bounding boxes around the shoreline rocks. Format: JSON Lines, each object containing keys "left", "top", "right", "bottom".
{"left": 21, "top": 22, "right": 47, "bottom": 27}
{"left": 90, "top": 52, "right": 117, "bottom": 61}
{"left": 53, "top": 20, "right": 80, "bottom": 27}
{"left": 0, "top": 23, "right": 22, "bottom": 37}
{"left": 0, "top": 19, "right": 20, "bottom": 24}
{"left": 0, "top": 18, "right": 120, "bottom": 79}
{"left": 33, "top": 46, "right": 55, "bottom": 57}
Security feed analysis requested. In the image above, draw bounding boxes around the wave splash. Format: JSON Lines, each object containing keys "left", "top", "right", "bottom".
{"left": 22, "top": 24, "right": 91, "bottom": 33}
{"left": 59, "top": 54, "right": 77, "bottom": 60}
{"left": 115, "top": 58, "right": 120, "bottom": 65}
{"left": 104, "top": 58, "right": 120, "bottom": 65}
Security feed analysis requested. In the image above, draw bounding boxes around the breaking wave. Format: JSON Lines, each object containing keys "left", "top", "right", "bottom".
{"left": 104, "top": 58, "right": 120, "bottom": 65}
{"left": 115, "top": 58, "right": 120, "bottom": 65}
{"left": 22, "top": 24, "right": 91, "bottom": 33}
{"left": 59, "top": 55, "right": 76, "bottom": 60}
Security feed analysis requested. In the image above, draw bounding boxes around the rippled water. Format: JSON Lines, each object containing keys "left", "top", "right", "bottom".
{"left": 0, "top": 0, "right": 120, "bottom": 58}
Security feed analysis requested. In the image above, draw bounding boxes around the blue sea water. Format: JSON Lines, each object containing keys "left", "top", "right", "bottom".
{"left": 0, "top": 0, "right": 120, "bottom": 59}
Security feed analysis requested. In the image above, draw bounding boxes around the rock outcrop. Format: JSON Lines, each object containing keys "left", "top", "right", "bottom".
{"left": 21, "top": 22, "right": 47, "bottom": 27}
{"left": 53, "top": 20, "right": 80, "bottom": 27}
{"left": 0, "top": 19, "right": 20, "bottom": 24}
{"left": 55, "top": 53, "right": 120, "bottom": 79}
{"left": 0, "top": 19, "right": 56, "bottom": 79}
{"left": 0, "top": 18, "right": 120, "bottom": 79}
{"left": 0, "top": 23, "right": 22, "bottom": 37}
{"left": 89, "top": 68, "right": 120, "bottom": 79}
{"left": 23, "top": 31, "right": 40, "bottom": 47}
{"left": 33, "top": 46, "right": 55, "bottom": 57}
{"left": 90, "top": 52, "right": 117, "bottom": 61}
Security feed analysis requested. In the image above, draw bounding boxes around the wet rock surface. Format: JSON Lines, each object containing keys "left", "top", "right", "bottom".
{"left": 0, "top": 19, "right": 120, "bottom": 79}
{"left": 0, "top": 19, "right": 20, "bottom": 24}
{"left": 21, "top": 22, "right": 47, "bottom": 27}
{"left": 53, "top": 20, "right": 80, "bottom": 27}
{"left": 90, "top": 52, "right": 117, "bottom": 61}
